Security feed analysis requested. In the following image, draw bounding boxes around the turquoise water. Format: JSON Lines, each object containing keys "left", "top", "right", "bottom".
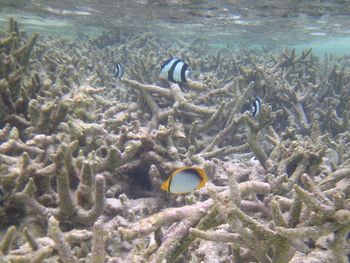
{"left": 1, "top": 0, "right": 350, "bottom": 56}
{"left": 293, "top": 36, "right": 350, "bottom": 56}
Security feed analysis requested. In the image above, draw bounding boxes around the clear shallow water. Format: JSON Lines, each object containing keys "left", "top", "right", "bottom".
{"left": 1, "top": 0, "right": 350, "bottom": 56}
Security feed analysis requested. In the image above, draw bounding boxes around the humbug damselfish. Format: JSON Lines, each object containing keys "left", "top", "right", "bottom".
{"left": 160, "top": 58, "right": 191, "bottom": 92}
{"left": 161, "top": 167, "right": 208, "bottom": 194}
{"left": 114, "top": 63, "right": 124, "bottom": 80}
{"left": 251, "top": 97, "right": 261, "bottom": 118}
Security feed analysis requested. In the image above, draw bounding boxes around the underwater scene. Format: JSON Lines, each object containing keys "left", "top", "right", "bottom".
{"left": 1, "top": 0, "right": 350, "bottom": 262}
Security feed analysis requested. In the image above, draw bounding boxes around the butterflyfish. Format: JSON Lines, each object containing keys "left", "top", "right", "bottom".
{"left": 252, "top": 97, "right": 261, "bottom": 117}
{"left": 114, "top": 63, "right": 124, "bottom": 79}
{"left": 161, "top": 167, "right": 208, "bottom": 194}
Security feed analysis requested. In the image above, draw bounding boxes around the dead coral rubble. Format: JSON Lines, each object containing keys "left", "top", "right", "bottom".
{"left": 1, "top": 18, "right": 350, "bottom": 263}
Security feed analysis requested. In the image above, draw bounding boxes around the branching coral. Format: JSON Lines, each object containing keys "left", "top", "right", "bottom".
{"left": 0, "top": 18, "right": 38, "bottom": 128}
{"left": 1, "top": 17, "right": 350, "bottom": 263}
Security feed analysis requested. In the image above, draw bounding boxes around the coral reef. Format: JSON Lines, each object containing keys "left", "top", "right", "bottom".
{"left": 1, "top": 18, "right": 350, "bottom": 263}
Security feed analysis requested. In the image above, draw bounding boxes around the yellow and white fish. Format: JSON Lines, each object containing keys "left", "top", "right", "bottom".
{"left": 161, "top": 167, "right": 208, "bottom": 194}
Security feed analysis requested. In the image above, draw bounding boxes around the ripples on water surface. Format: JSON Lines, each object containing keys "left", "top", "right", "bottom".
{"left": 1, "top": 0, "right": 350, "bottom": 55}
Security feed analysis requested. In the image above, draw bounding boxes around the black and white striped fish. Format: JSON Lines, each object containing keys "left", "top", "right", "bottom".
{"left": 160, "top": 58, "right": 191, "bottom": 84}
{"left": 114, "top": 63, "right": 124, "bottom": 79}
{"left": 252, "top": 97, "right": 261, "bottom": 117}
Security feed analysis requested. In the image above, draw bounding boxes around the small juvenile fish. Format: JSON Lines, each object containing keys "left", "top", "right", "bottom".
{"left": 114, "top": 63, "right": 124, "bottom": 79}
{"left": 160, "top": 57, "right": 191, "bottom": 84}
{"left": 161, "top": 167, "right": 208, "bottom": 194}
{"left": 252, "top": 97, "right": 261, "bottom": 117}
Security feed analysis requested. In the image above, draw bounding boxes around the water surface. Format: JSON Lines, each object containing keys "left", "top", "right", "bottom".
{"left": 1, "top": 0, "right": 350, "bottom": 56}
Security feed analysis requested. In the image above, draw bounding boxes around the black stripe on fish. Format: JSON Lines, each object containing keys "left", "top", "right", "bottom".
{"left": 161, "top": 58, "right": 173, "bottom": 71}
{"left": 168, "top": 173, "right": 173, "bottom": 192}
{"left": 168, "top": 59, "right": 181, "bottom": 83}
{"left": 120, "top": 64, "right": 124, "bottom": 77}
{"left": 252, "top": 97, "right": 261, "bottom": 117}
{"left": 180, "top": 62, "right": 188, "bottom": 82}
{"left": 114, "top": 63, "right": 124, "bottom": 79}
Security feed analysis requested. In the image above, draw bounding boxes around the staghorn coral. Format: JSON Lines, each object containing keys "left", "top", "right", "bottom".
{"left": 0, "top": 18, "right": 38, "bottom": 128}
{"left": 1, "top": 17, "right": 350, "bottom": 263}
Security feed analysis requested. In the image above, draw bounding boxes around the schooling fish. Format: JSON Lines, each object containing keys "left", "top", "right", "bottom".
{"left": 114, "top": 63, "right": 124, "bottom": 79}
{"left": 161, "top": 167, "right": 208, "bottom": 194}
{"left": 160, "top": 57, "right": 191, "bottom": 84}
{"left": 252, "top": 97, "right": 261, "bottom": 117}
